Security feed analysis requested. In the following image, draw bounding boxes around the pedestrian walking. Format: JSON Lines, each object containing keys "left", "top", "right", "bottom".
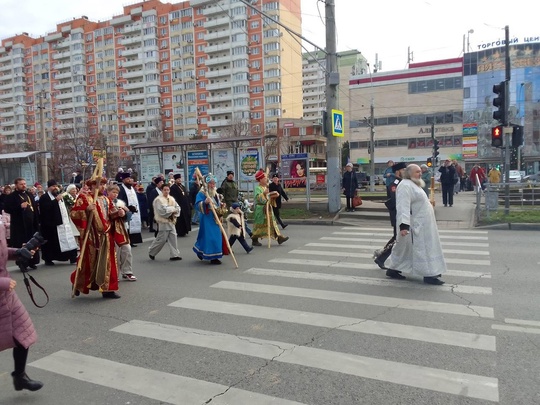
{"left": 226, "top": 203, "right": 253, "bottom": 253}
{"left": 268, "top": 173, "right": 289, "bottom": 229}
{"left": 384, "top": 164, "right": 447, "bottom": 285}
{"left": 342, "top": 163, "right": 358, "bottom": 212}
{"left": 148, "top": 184, "right": 182, "bottom": 261}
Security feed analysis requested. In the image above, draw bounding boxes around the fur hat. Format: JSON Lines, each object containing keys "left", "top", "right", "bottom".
{"left": 392, "top": 162, "right": 407, "bottom": 173}
{"left": 227, "top": 170, "right": 234, "bottom": 176}
{"left": 255, "top": 169, "right": 265, "bottom": 181}
{"left": 173, "top": 173, "right": 182, "bottom": 180}
{"left": 154, "top": 176, "right": 164, "bottom": 184}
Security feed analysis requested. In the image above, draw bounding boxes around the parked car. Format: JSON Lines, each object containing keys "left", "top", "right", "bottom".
{"left": 523, "top": 172, "right": 540, "bottom": 184}
{"left": 502, "top": 170, "right": 522, "bottom": 183}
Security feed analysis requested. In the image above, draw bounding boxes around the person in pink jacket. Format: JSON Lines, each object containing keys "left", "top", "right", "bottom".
{"left": 0, "top": 218, "right": 43, "bottom": 392}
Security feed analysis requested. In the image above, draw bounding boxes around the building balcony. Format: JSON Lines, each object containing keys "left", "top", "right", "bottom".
{"left": 124, "top": 115, "right": 147, "bottom": 123}
{"left": 0, "top": 110, "right": 14, "bottom": 118}
{"left": 56, "top": 91, "right": 74, "bottom": 100}
{"left": 121, "top": 36, "right": 141, "bottom": 46}
{"left": 54, "top": 81, "right": 73, "bottom": 90}
{"left": 123, "top": 23, "right": 143, "bottom": 34}
{"left": 206, "top": 68, "right": 232, "bottom": 79}
{"left": 122, "top": 48, "right": 141, "bottom": 57}
{"left": 0, "top": 93, "right": 13, "bottom": 100}
{"left": 123, "top": 70, "right": 145, "bottom": 79}
{"left": 204, "top": 17, "right": 230, "bottom": 29}
{"left": 124, "top": 103, "right": 145, "bottom": 112}
{"left": 3, "top": 137, "right": 17, "bottom": 144}
{"left": 0, "top": 64, "right": 12, "bottom": 72}
{"left": 205, "top": 44, "right": 232, "bottom": 54}
{"left": 0, "top": 83, "right": 12, "bottom": 91}
{"left": 56, "top": 102, "right": 74, "bottom": 110}
{"left": 206, "top": 93, "right": 233, "bottom": 103}
{"left": 190, "top": 0, "right": 218, "bottom": 7}
{"left": 53, "top": 40, "right": 71, "bottom": 49}
{"left": 204, "top": 30, "right": 230, "bottom": 42}
{"left": 206, "top": 56, "right": 233, "bottom": 67}
{"left": 207, "top": 119, "right": 231, "bottom": 128}
{"left": 52, "top": 51, "right": 71, "bottom": 60}
{"left": 122, "top": 59, "right": 143, "bottom": 68}
{"left": 2, "top": 129, "right": 15, "bottom": 136}
{"left": 54, "top": 71, "right": 72, "bottom": 80}
{"left": 125, "top": 136, "right": 145, "bottom": 145}
{"left": 123, "top": 92, "right": 145, "bottom": 101}
{"left": 206, "top": 81, "right": 234, "bottom": 91}
{"left": 125, "top": 126, "right": 147, "bottom": 135}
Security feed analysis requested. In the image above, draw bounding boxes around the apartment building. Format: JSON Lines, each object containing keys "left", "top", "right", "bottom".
{"left": 0, "top": 0, "right": 303, "bottom": 177}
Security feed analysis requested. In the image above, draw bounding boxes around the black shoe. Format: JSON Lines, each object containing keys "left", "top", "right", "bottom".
{"left": 44, "top": 261, "right": 55, "bottom": 266}
{"left": 149, "top": 228, "right": 156, "bottom": 233}
{"left": 210, "top": 259, "right": 222, "bottom": 265}
{"left": 70, "top": 258, "right": 78, "bottom": 264}
{"left": 169, "top": 256, "right": 182, "bottom": 261}
{"left": 374, "top": 257, "right": 386, "bottom": 270}
{"left": 444, "top": 204, "right": 448, "bottom": 207}
{"left": 246, "top": 246, "right": 254, "bottom": 253}
{"left": 386, "top": 269, "right": 406, "bottom": 280}
{"left": 12, "top": 372, "right": 43, "bottom": 392}
{"left": 424, "top": 276, "right": 445, "bottom": 285}
{"left": 130, "top": 243, "right": 138, "bottom": 247}
{"left": 149, "top": 254, "right": 155, "bottom": 260}
{"left": 282, "top": 223, "right": 288, "bottom": 229}
{"left": 277, "top": 236, "right": 289, "bottom": 245}
{"left": 252, "top": 239, "right": 262, "bottom": 246}
{"left": 197, "top": 253, "right": 203, "bottom": 261}
{"left": 102, "top": 291, "right": 121, "bottom": 299}
{"left": 29, "top": 265, "right": 37, "bottom": 270}
{"left": 449, "top": 205, "right": 453, "bottom": 207}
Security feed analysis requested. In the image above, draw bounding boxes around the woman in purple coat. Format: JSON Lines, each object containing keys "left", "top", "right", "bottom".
{"left": 0, "top": 218, "right": 43, "bottom": 391}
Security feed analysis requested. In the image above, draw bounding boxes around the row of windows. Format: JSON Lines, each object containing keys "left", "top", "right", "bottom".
{"left": 408, "top": 77, "right": 462, "bottom": 94}
{"left": 350, "top": 135, "right": 463, "bottom": 150}
{"left": 350, "top": 111, "right": 463, "bottom": 128}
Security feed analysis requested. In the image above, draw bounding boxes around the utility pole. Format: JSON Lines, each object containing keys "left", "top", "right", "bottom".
{"left": 38, "top": 90, "right": 48, "bottom": 182}
{"left": 325, "top": 0, "right": 341, "bottom": 213}
{"left": 503, "top": 25, "right": 511, "bottom": 215}
{"left": 369, "top": 101, "right": 375, "bottom": 192}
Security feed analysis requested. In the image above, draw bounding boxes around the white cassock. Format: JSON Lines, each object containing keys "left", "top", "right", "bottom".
{"left": 57, "top": 196, "right": 78, "bottom": 252}
{"left": 384, "top": 179, "right": 447, "bottom": 277}
{"left": 121, "top": 183, "right": 142, "bottom": 235}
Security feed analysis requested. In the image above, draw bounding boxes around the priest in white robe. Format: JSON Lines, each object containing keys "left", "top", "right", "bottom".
{"left": 384, "top": 164, "right": 447, "bottom": 285}
{"left": 117, "top": 172, "right": 143, "bottom": 246}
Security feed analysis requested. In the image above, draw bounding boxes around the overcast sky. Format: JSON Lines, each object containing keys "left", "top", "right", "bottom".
{"left": 0, "top": 0, "right": 537, "bottom": 72}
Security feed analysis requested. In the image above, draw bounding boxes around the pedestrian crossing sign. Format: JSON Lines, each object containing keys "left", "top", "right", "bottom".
{"left": 332, "top": 109, "right": 344, "bottom": 137}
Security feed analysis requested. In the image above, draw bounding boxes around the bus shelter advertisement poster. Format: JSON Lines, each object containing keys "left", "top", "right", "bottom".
{"left": 140, "top": 154, "right": 161, "bottom": 183}
{"left": 281, "top": 153, "right": 308, "bottom": 190}
{"left": 239, "top": 148, "right": 261, "bottom": 181}
{"left": 212, "top": 149, "right": 235, "bottom": 184}
{"left": 163, "top": 151, "right": 184, "bottom": 175}
{"left": 187, "top": 150, "right": 209, "bottom": 184}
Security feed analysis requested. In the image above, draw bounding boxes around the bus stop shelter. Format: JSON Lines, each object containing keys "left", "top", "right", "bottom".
{"left": 0, "top": 151, "right": 45, "bottom": 185}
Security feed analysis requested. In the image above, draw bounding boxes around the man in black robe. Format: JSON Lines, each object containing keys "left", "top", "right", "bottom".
{"left": 169, "top": 173, "right": 191, "bottom": 237}
{"left": 3, "top": 177, "right": 40, "bottom": 269}
{"left": 39, "top": 180, "right": 78, "bottom": 265}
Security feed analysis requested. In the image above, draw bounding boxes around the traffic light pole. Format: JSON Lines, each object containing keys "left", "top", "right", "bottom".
{"left": 503, "top": 26, "right": 511, "bottom": 215}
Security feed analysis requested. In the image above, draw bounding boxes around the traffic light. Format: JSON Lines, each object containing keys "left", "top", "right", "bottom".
{"left": 432, "top": 139, "right": 440, "bottom": 158}
{"left": 491, "top": 125, "right": 503, "bottom": 148}
{"left": 492, "top": 81, "right": 507, "bottom": 124}
{"left": 512, "top": 125, "right": 524, "bottom": 148}
{"left": 427, "top": 157, "right": 433, "bottom": 167}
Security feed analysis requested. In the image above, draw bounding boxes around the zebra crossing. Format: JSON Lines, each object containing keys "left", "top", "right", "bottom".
{"left": 29, "top": 226, "right": 500, "bottom": 403}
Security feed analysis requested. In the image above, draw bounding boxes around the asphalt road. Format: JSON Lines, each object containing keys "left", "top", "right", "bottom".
{"left": 1, "top": 221, "right": 539, "bottom": 405}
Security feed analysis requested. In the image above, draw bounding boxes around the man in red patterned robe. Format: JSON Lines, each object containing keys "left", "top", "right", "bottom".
{"left": 70, "top": 178, "right": 123, "bottom": 299}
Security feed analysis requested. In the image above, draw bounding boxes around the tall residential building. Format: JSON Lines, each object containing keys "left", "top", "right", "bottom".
{"left": 0, "top": 0, "right": 302, "bottom": 176}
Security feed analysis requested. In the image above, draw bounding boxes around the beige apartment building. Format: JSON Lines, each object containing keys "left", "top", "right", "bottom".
{"left": 348, "top": 57, "right": 465, "bottom": 176}
{"left": 0, "top": 0, "right": 302, "bottom": 179}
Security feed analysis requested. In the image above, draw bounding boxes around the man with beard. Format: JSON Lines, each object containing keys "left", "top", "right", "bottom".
{"left": 373, "top": 162, "right": 406, "bottom": 279}
{"left": 3, "top": 178, "right": 40, "bottom": 269}
{"left": 117, "top": 172, "right": 143, "bottom": 246}
{"left": 384, "top": 164, "right": 447, "bottom": 285}
{"left": 169, "top": 173, "right": 191, "bottom": 237}
{"left": 39, "top": 180, "right": 78, "bottom": 266}
{"left": 70, "top": 178, "right": 123, "bottom": 299}
{"left": 251, "top": 169, "right": 288, "bottom": 247}
{"left": 193, "top": 174, "right": 228, "bottom": 265}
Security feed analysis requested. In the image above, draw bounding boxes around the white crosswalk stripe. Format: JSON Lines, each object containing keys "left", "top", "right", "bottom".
{"left": 110, "top": 320, "right": 499, "bottom": 402}
{"left": 27, "top": 225, "right": 498, "bottom": 403}
{"left": 30, "top": 350, "right": 305, "bottom": 405}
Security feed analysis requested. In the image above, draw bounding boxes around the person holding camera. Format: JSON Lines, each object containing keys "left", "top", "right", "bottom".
{"left": 0, "top": 217, "right": 43, "bottom": 392}
{"left": 3, "top": 178, "right": 40, "bottom": 269}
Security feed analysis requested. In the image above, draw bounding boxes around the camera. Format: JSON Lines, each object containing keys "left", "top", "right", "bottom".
{"left": 15, "top": 232, "right": 47, "bottom": 272}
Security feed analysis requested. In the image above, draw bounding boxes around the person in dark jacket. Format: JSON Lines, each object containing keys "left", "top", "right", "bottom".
{"left": 170, "top": 173, "right": 191, "bottom": 237}
{"left": 189, "top": 177, "right": 201, "bottom": 225}
{"left": 2, "top": 178, "right": 40, "bottom": 269}
{"left": 438, "top": 159, "right": 456, "bottom": 207}
{"left": 374, "top": 162, "right": 407, "bottom": 280}
{"left": 136, "top": 185, "right": 149, "bottom": 228}
{"left": 268, "top": 173, "right": 289, "bottom": 229}
{"left": 341, "top": 163, "right": 359, "bottom": 212}
{"left": 146, "top": 177, "right": 163, "bottom": 232}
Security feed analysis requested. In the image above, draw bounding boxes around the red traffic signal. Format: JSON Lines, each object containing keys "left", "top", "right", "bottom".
{"left": 491, "top": 125, "right": 503, "bottom": 148}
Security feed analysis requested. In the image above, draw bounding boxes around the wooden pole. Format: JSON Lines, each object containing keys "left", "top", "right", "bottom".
{"left": 194, "top": 167, "right": 238, "bottom": 268}
{"left": 71, "top": 158, "right": 103, "bottom": 298}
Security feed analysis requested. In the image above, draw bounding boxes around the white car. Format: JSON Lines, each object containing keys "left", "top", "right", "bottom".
{"left": 503, "top": 170, "right": 522, "bottom": 183}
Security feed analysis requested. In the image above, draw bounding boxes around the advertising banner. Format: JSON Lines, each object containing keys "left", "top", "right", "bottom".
{"left": 187, "top": 150, "right": 209, "bottom": 184}
{"left": 212, "top": 149, "right": 235, "bottom": 184}
{"left": 238, "top": 148, "right": 261, "bottom": 181}
{"left": 140, "top": 154, "right": 160, "bottom": 183}
{"left": 281, "top": 153, "right": 308, "bottom": 190}
{"left": 163, "top": 151, "right": 184, "bottom": 175}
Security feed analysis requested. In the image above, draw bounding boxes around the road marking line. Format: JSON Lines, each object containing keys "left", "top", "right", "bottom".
{"left": 320, "top": 236, "right": 489, "bottom": 252}
{"left": 492, "top": 325, "right": 540, "bottom": 335}
{"left": 341, "top": 227, "right": 489, "bottom": 234}
{"left": 30, "top": 350, "right": 304, "bottom": 405}
{"left": 211, "top": 281, "right": 494, "bottom": 318}
{"left": 291, "top": 248, "right": 490, "bottom": 265}
{"left": 171, "top": 297, "right": 496, "bottom": 351}
{"left": 504, "top": 318, "right": 540, "bottom": 327}
{"left": 271, "top": 257, "right": 491, "bottom": 278}
{"left": 111, "top": 321, "right": 499, "bottom": 402}
{"left": 245, "top": 267, "right": 492, "bottom": 295}
{"left": 331, "top": 235, "right": 490, "bottom": 248}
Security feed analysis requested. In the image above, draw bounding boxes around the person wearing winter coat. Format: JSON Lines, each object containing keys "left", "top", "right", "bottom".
{"left": 0, "top": 217, "right": 43, "bottom": 392}
{"left": 341, "top": 163, "right": 359, "bottom": 212}
{"left": 226, "top": 203, "right": 253, "bottom": 253}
